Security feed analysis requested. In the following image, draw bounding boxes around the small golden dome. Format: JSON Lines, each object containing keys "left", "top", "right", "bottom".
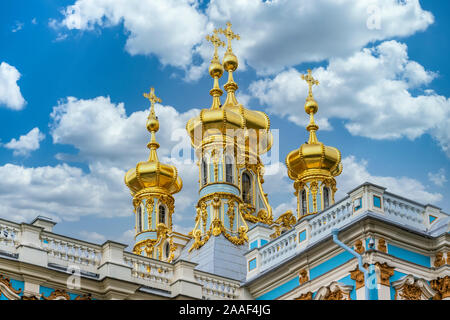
{"left": 125, "top": 88, "right": 183, "bottom": 196}
{"left": 209, "top": 60, "right": 224, "bottom": 78}
{"left": 286, "top": 69, "right": 342, "bottom": 181}
{"left": 223, "top": 51, "right": 238, "bottom": 72}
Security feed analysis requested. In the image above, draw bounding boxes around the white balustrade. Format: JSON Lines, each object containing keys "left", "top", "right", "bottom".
{"left": 383, "top": 194, "right": 426, "bottom": 231}
{"left": 0, "top": 220, "right": 20, "bottom": 254}
{"left": 123, "top": 252, "right": 173, "bottom": 290}
{"left": 194, "top": 271, "right": 240, "bottom": 300}
{"left": 41, "top": 233, "right": 102, "bottom": 274}
{"left": 260, "top": 232, "right": 297, "bottom": 272}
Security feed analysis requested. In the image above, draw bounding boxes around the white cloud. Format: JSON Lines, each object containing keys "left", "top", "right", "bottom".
{"left": 249, "top": 40, "right": 450, "bottom": 156}
{"left": 336, "top": 156, "right": 442, "bottom": 205}
{"left": 79, "top": 230, "right": 106, "bottom": 244}
{"left": 428, "top": 168, "right": 447, "bottom": 187}
{"left": 0, "top": 62, "right": 26, "bottom": 110}
{"left": 0, "top": 162, "right": 130, "bottom": 223}
{"left": 56, "top": 0, "right": 207, "bottom": 69}
{"left": 55, "top": 0, "right": 434, "bottom": 80}
{"left": 0, "top": 96, "right": 201, "bottom": 225}
{"left": 4, "top": 127, "right": 45, "bottom": 156}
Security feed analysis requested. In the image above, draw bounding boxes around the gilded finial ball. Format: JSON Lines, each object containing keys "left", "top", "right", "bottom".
{"left": 223, "top": 52, "right": 238, "bottom": 72}
{"left": 209, "top": 60, "right": 224, "bottom": 78}
{"left": 146, "top": 117, "right": 159, "bottom": 132}
{"left": 304, "top": 98, "right": 318, "bottom": 115}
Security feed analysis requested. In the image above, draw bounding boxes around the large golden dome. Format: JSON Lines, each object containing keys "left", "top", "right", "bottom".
{"left": 125, "top": 88, "right": 182, "bottom": 195}
{"left": 186, "top": 24, "right": 272, "bottom": 155}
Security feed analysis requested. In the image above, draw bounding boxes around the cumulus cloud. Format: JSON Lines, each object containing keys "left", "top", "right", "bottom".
{"left": 249, "top": 40, "right": 450, "bottom": 156}
{"left": 428, "top": 168, "right": 447, "bottom": 187}
{"left": 0, "top": 162, "right": 130, "bottom": 223}
{"left": 0, "top": 62, "right": 26, "bottom": 110}
{"left": 55, "top": 0, "right": 207, "bottom": 69}
{"left": 4, "top": 127, "right": 45, "bottom": 156}
{"left": 336, "top": 156, "right": 442, "bottom": 204}
{"left": 79, "top": 230, "right": 106, "bottom": 244}
{"left": 55, "top": 0, "right": 434, "bottom": 80}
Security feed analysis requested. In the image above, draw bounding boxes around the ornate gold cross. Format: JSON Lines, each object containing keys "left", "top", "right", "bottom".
{"left": 219, "top": 22, "right": 240, "bottom": 52}
{"left": 301, "top": 69, "right": 319, "bottom": 97}
{"left": 206, "top": 29, "right": 225, "bottom": 59}
{"left": 143, "top": 87, "right": 161, "bottom": 117}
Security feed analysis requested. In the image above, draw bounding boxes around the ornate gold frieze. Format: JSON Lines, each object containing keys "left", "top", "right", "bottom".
{"left": 0, "top": 274, "right": 22, "bottom": 296}
{"left": 42, "top": 289, "right": 71, "bottom": 300}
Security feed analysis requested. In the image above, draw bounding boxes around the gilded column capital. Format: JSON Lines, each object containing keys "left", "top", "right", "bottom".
{"left": 349, "top": 265, "right": 366, "bottom": 290}
{"left": 430, "top": 276, "right": 450, "bottom": 300}
{"left": 375, "top": 262, "right": 395, "bottom": 286}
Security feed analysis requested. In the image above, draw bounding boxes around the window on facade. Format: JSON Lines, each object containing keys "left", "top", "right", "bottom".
{"left": 136, "top": 206, "right": 142, "bottom": 232}
{"left": 323, "top": 187, "right": 330, "bottom": 209}
{"left": 354, "top": 198, "right": 362, "bottom": 211}
{"left": 159, "top": 205, "right": 166, "bottom": 224}
{"left": 225, "top": 156, "right": 233, "bottom": 183}
{"left": 165, "top": 242, "right": 170, "bottom": 259}
{"left": 373, "top": 195, "right": 381, "bottom": 208}
{"left": 201, "top": 158, "right": 208, "bottom": 186}
{"left": 242, "top": 172, "right": 252, "bottom": 204}
{"left": 301, "top": 190, "right": 307, "bottom": 215}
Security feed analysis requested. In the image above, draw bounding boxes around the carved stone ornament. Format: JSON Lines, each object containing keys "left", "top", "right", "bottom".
{"left": 0, "top": 274, "right": 22, "bottom": 300}
{"left": 434, "top": 252, "right": 445, "bottom": 268}
{"left": 350, "top": 265, "right": 366, "bottom": 290}
{"left": 299, "top": 269, "right": 309, "bottom": 285}
{"left": 377, "top": 238, "right": 387, "bottom": 253}
{"left": 430, "top": 276, "right": 450, "bottom": 300}
{"left": 295, "top": 292, "right": 313, "bottom": 300}
{"left": 392, "top": 275, "right": 436, "bottom": 300}
{"left": 42, "top": 289, "right": 71, "bottom": 300}
{"left": 354, "top": 240, "right": 365, "bottom": 254}
{"left": 314, "top": 282, "right": 353, "bottom": 300}
{"left": 375, "top": 262, "right": 395, "bottom": 286}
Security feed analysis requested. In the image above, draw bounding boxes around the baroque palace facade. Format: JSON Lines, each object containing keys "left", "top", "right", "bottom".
{"left": 0, "top": 23, "right": 448, "bottom": 301}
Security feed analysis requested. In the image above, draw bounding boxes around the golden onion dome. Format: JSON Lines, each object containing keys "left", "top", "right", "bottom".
{"left": 187, "top": 23, "right": 272, "bottom": 155}
{"left": 286, "top": 70, "right": 342, "bottom": 181}
{"left": 124, "top": 88, "right": 182, "bottom": 195}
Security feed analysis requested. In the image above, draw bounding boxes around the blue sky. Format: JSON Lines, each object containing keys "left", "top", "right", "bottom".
{"left": 0, "top": 0, "right": 448, "bottom": 247}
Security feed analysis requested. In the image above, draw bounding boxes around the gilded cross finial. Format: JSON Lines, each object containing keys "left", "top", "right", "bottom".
{"left": 219, "top": 21, "right": 240, "bottom": 52}
{"left": 206, "top": 29, "right": 225, "bottom": 60}
{"left": 143, "top": 87, "right": 162, "bottom": 118}
{"left": 301, "top": 69, "right": 319, "bottom": 98}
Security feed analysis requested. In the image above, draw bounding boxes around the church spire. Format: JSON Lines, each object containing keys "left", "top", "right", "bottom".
{"left": 301, "top": 69, "right": 320, "bottom": 144}
{"left": 218, "top": 22, "right": 240, "bottom": 108}
{"left": 143, "top": 87, "right": 161, "bottom": 161}
{"left": 205, "top": 29, "right": 225, "bottom": 110}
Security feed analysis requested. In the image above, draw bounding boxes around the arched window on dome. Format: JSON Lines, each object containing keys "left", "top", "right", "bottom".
{"left": 323, "top": 187, "right": 330, "bottom": 209}
{"left": 301, "top": 190, "right": 307, "bottom": 216}
{"left": 136, "top": 205, "right": 142, "bottom": 232}
{"left": 201, "top": 158, "right": 208, "bottom": 186}
{"left": 159, "top": 205, "right": 166, "bottom": 224}
{"left": 225, "top": 156, "right": 233, "bottom": 183}
{"left": 242, "top": 172, "right": 252, "bottom": 205}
